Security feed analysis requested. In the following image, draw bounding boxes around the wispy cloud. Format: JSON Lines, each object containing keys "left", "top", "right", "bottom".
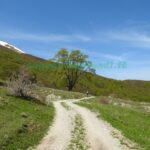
{"left": 84, "top": 50, "right": 131, "bottom": 62}
{"left": 99, "top": 54, "right": 126, "bottom": 61}
{"left": 106, "top": 31, "right": 150, "bottom": 48}
{"left": 0, "top": 30, "right": 91, "bottom": 43}
{"left": 1, "top": 27, "right": 150, "bottom": 48}
{"left": 73, "top": 35, "right": 91, "bottom": 42}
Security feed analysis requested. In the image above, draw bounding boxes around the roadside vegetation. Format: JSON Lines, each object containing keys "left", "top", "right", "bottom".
{"left": 6, "top": 67, "right": 37, "bottom": 99}
{"left": 61, "top": 102, "right": 90, "bottom": 150}
{"left": 33, "top": 86, "right": 86, "bottom": 100}
{"left": 61, "top": 102, "right": 71, "bottom": 110}
{"left": 67, "top": 114, "right": 89, "bottom": 150}
{"left": 0, "top": 87, "right": 54, "bottom": 150}
{"left": 77, "top": 97, "right": 150, "bottom": 150}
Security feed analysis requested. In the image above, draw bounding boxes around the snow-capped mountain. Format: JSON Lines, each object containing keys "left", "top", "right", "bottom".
{"left": 0, "top": 41, "right": 25, "bottom": 53}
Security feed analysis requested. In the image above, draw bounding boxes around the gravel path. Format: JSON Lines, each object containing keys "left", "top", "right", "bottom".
{"left": 67, "top": 102, "right": 130, "bottom": 150}
{"left": 35, "top": 97, "right": 133, "bottom": 150}
{"left": 35, "top": 101, "right": 73, "bottom": 150}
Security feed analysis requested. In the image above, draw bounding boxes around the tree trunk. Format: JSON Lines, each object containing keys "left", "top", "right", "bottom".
{"left": 68, "top": 84, "right": 73, "bottom": 91}
{"left": 66, "top": 76, "right": 74, "bottom": 91}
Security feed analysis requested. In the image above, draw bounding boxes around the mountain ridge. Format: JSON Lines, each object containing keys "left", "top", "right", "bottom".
{"left": 0, "top": 40, "right": 25, "bottom": 53}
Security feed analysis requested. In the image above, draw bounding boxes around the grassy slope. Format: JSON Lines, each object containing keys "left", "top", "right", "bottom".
{"left": 77, "top": 97, "right": 150, "bottom": 150}
{"left": 33, "top": 86, "right": 86, "bottom": 100}
{"left": 0, "top": 87, "right": 54, "bottom": 150}
{"left": 0, "top": 46, "right": 44, "bottom": 80}
{"left": 1, "top": 47, "right": 150, "bottom": 102}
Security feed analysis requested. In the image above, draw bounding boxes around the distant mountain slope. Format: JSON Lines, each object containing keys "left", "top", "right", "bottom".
{"left": 0, "top": 45, "right": 150, "bottom": 102}
{"left": 0, "top": 45, "right": 45, "bottom": 62}
{"left": 0, "top": 41, "right": 25, "bottom": 53}
{"left": 0, "top": 45, "right": 45, "bottom": 79}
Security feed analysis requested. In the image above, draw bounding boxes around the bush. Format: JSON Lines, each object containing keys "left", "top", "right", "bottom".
{"left": 6, "top": 68, "right": 36, "bottom": 98}
{"left": 99, "top": 97, "right": 110, "bottom": 104}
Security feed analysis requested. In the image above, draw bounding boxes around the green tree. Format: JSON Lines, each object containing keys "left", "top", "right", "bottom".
{"left": 53, "top": 48, "right": 93, "bottom": 91}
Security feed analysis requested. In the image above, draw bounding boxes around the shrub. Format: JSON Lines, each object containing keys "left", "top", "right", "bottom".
{"left": 6, "top": 68, "right": 36, "bottom": 98}
{"left": 99, "top": 97, "right": 110, "bottom": 104}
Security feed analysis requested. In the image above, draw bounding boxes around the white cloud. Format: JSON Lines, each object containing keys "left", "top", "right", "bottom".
{"left": 74, "top": 35, "right": 91, "bottom": 42}
{"left": 107, "top": 31, "right": 150, "bottom": 48}
{"left": 1, "top": 27, "right": 150, "bottom": 49}
{"left": 99, "top": 54, "right": 125, "bottom": 61}
{"left": 86, "top": 50, "right": 131, "bottom": 61}
{"left": 0, "top": 31, "right": 91, "bottom": 43}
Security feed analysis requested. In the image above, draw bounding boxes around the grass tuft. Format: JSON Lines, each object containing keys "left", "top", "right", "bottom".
{"left": 67, "top": 114, "right": 90, "bottom": 150}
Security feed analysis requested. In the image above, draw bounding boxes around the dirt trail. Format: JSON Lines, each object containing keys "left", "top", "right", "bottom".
{"left": 35, "top": 97, "right": 133, "bottom": 150}
{"left": 67, "top": 102, "right": 129, "bottom": 150}
{"left": 35, "top": 101, "right": 73, "bottom": 150}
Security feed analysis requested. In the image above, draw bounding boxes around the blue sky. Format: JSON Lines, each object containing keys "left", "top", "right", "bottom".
{"left": 0, "top": 0, "right": 150, "bottom": 80}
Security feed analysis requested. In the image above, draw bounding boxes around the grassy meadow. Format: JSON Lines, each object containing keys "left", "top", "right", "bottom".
{"left": 77, "top": 97, "right": 150, "bottom": 150}
{"left": 0, "top": 87, "right": 54, "bottom": 150}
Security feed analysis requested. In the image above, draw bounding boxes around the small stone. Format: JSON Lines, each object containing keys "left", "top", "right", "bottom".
{"left": 21, "top": 112, "right": 28, "bottom": 118}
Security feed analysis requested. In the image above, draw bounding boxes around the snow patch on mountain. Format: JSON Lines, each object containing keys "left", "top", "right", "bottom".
{"left": 0, "top": 41, "right": 25, "bottom": 53}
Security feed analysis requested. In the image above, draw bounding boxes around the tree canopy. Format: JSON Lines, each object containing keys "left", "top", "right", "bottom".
{"left": 53, "top": 48, "right": 94, "bottom": 91}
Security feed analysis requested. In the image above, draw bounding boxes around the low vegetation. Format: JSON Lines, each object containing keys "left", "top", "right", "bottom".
{"left": 33, "top": 86, "right": 86, "bottom": 100}
{"left": 67, "top": 114, "right": 89, "bottom": 150}
{"left": 6, "top": 68, "right": 36, "bottom": 99}
{"left": 61, "top": 102, "right": 71, "bottom": 110}
{"left": 0, "top": 87, "right": 54, "bottom": 150}
{"left": 77, "top": 97, "right": 150, "bottom": 150}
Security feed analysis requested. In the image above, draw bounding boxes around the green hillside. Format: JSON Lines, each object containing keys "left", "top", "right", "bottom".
{"left": 1, "top": 47, "right": 150, "bottom": 102}
{"left": 0, "top": 87, "right": 54, "bottom": 150}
